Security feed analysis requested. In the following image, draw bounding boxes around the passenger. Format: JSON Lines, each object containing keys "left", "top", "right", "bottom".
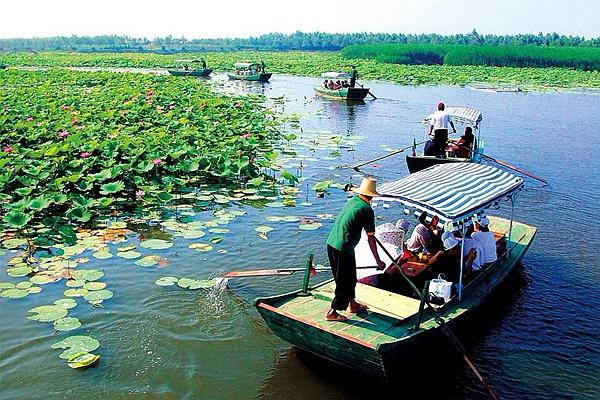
{"left": 342, "top": 80, "right": 350, "bottom": 88}
{"left": 323, "top": 79, "right": 329, "bottom": 88}
{"left": 406, "top": 211, "right": 434, "bottom": 254}
{"left": 355, "top": 219, "right": 406, "bottom": 269}
{"left": 328, "top": 80, "right": 335, "bottom": 89}
{"left": 424, "top": 139, "right": 437, "bottom": 156}
{"left": 184, "top": 64, "right": 190, "bottom": 70}
{"left": 335, "top": 80, "right": 342, "bottom": 89}
{"left": 461, "top": 225, "right": 485, "bottom": 279}
{"left": 471, "top": 216, "right": 497, "bottom": 266}
{"left": 450, "top": 126, "right": 477, "bottom": 158}
{"left": 426, "top": 231, "right": 462, "bottom": 282}
{"left": 428, "top": 102, "right": 456, "bottom": 158}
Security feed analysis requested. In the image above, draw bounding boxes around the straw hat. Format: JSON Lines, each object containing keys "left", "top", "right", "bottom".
{"left": 352, "top": 177, "right": 379, "bottom": 197}
{"left": 443, "top": 235, "right": 460, "bottom": 251}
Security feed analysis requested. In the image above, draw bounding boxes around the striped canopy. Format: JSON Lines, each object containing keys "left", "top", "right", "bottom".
{"left": 374, "top": 163, "right": 523, "bottom": 225}
{"left": 422, "top": 106, "right": 483, "bottom": 128}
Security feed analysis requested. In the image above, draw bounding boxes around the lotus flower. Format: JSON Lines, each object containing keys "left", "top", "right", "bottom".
{"left": 156, "top": 105, "right": 164, "bottom": 112}
{"left": 136, "top": 190, "right": 146, "bottom": 198}
{"left": 3, "top": 145, "right": 13, "bottom": 153}
{"left": 80, "top": 151, "right": 91, "bottom": 158}
{"left": 76, "top": 125, "right": 84, "bottom": 130}
{"left": 58, "top": 130, "right": 69, "bottom": 138}
{"left": 62, "top": 105, "right": 69, "bottom": 110}
{"left": 152, "top": 158, "right": 163, "bottom": 165}
{"left": 72, "top": 117, "right": 79, "bottom": 125}
{"left": 26, "top": 116, "right": 33, "bottom": 122}
{"left": 234, "top": 102, "right": 242, "bottom": 107}
{"left": 241, "top": 132, "right": 249, "bottom": 139}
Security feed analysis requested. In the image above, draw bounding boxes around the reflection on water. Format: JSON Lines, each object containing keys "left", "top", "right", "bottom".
{"left": 1, "top": 74, "right": 600, "bottom": 400}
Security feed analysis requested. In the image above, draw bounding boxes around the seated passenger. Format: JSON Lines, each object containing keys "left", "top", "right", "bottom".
{"left": 423, "top": 139, "right": 437, "bottom": 156}
{"left": 327, "top": 80, "right": 335, "bottom": 89}
{"left": 449, "top": 126, "right": 476, "bottom": 158}
{"left": 355, "top": 219, "right": 407, "bottom": 269}
{"left": 471, "top": 216, "right": 497, "bottom": 266}
{"left": 406, "top": 211, "right": 434, "bottom": 254}
{"left": 323, "top": 79, "right": 329, "bottom": 88}
{"left": 461, "top": 225, "right": 485, "bottom": 278}
{"left": 342, "top": 80, "right": 350, "bottom": 88}
{"left": 426, "top": 231, "right": 462, "bottom": 282}
{"left": 184, "top": 64, "right": 190, "bottom": 70}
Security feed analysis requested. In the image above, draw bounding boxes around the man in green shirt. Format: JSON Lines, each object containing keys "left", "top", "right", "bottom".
{"left": 325, "top": 177, "right": 385, "bottom": 321}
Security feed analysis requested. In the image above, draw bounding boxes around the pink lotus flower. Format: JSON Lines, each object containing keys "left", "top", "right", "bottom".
{"left": 234, "top": 102, "right": 242, "bottom": 107}
{"left": 71, "top": 117, "right": 79, "bottom": 125}
{"left": 26, "top": 116, "right": 33, "bottom": 122}
{"left": 241, "top": 132, "right": 249, "bottom": 139}
{"left": 62, "top": 105, "right": 69, "bottom": 110}
{"left": 76, "top": 125, "right": 84, "bottom": 130}
{"left": 168, "top": 104, "right": 175, "bottom": 110}
{"left": 3, "top": 145, "right": 13, "bottom": 153}
{"left": 152, "top": 158, "right": 163, "bottom": 165}
{"left": 156, "top": 105, "right": 164, "bottom": 112}
{"left": 58, "top": 130, "right": 69, "bottom": 138}
{"left": 136, "top": 190, "right": 145, "bottom": 198}
{"left": 80, "top": 151, "right": 91, "bottom": 158}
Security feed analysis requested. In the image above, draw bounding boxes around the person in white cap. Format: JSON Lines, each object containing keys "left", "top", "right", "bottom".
{"left": 325, "top": 177, "right": 386, "bottom": 322}
{"left": 472, "top": 216, "right": 497, "bottom": 266}
{"left": 425, "top": 231, "right": 462, "bottom": 281}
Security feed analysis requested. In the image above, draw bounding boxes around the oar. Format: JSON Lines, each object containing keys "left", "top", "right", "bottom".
{"left": 350, "top": 141, "right": 427, "bottom": 171}
{"left": 223, "top": 265, "right": 379, "bottom": 278}
{"left": 374, "top": 237, "right": 500, "bottom": 400}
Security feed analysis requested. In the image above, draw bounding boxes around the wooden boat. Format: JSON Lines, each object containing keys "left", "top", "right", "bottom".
{"left": 315, "top": 72, "right": 370, "bottom": 101}
{"left": 167, "top": 59, "right": 212, "bottom": 77}
{"left": 406, "top": 107, "right": 484, "bottom": 173}
{"left": 0, "top": 64, "right": 7, "bottom": 70}
{"left": 227, "top": 62, "right": 272, "bottom": 82}
{"left": 256, "top": 163, "right": 537, "bottom": 377}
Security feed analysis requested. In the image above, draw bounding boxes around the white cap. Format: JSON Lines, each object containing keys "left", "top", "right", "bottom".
{"left": 443, "top": 236, "right": 460, "bottom": 251}
{"left": 396, "top": 219, "right": 410, "bottom": 231}
{"left": 441, "top": 231, "right": 455, "bottom": 241}
{"left": 476, "top": 216, "right": 490, "bottom": 227}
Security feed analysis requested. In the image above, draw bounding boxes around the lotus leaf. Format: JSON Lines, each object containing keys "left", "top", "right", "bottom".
{"left": 317, "top": 214, "right": 335, "bottom": 220}
{"left": 135, "top": 256, "right": 160, "bottom": 267}
{"left": 117, "top": 250, "right": 142, "bottom": 259}
{"left": 66, "top": 280, "right": 87, "bottom": 288}
{"left": 28, "top": 305, "right": 68, "bottom": 322}
{"left": 299, "top": 222, "right": 323, "bottom": 230}
{"left": 209, "top": 237, "right": 224, "bottom": 244}
{"left": 27, "top": 286, "right": 42, "bottom": 294}
{"left": 189, "top": 243, "right": 213, "bottom": 252}
{"left": 100, "top": 181, "right": 125, "bottom": 195}
{"left": 67, "top": 352, "right": 100, "bottom": 369}
{"left": 117, "top": 245, "right": 137, "bottom": 252}
{"left": 72, "top": 269, "right": 104, "bottom": 281}
{"left": 0, "top": 282, "right": 16, "bottom": 290}
{"left": 155, "top": 276, "right": 179, "bottom": 286}
{"left": 0, "top": 288, "right": 29, "bottom": 298}
{"left": 265, "top": 201, "right": 285, "bottom": 208}
{"left": 181, "top": 230, "right": 205, "bottom": 239}
{"left": 255, "top": 226, "right": 274, "bottom": 234}
{"left": 140, "top": 239, "right": 173, "bottom": 250}
{"left": 54, "top": 317, "right": 81, "bottom": 331}
{"left": 64, "top": 288, "right": 89, "bottom": 297}
{"left": 8, "top": 266, "right": 34, "bottom": 277}
{"left": 281, "top": 216, "right": 301, "bottom": 222}
{"left": 84, "top": 289, "right": 113, "bottom": 302}
{"left": 83, "top": 281, "right": 107, "bottom": 290}
{"left": 208, "top": 228, "right": 229, "bottom": 234}
{"left": 51, "top": 335, "right": 100, "bottom": 354}
{"left": 54, "top": 298, "right": 78, "bottom": 309}
{"left": 93, "top": 250, "right": 113, "bottom": 259}
{"left": 108, "top": 222, "right": 128, "bottom": 229}
{"left": 4, "top": 211, "right": 31, "bottom": 228}
{"left": 2, "top": 238, "right": 28, "bottom": 249}
{"left": 16, "top": 281, "right": 33, "bottom": 289}
{"left": 246, "top": 195, "right": 265, "bottom": 201}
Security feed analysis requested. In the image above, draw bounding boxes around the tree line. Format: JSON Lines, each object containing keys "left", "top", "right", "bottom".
{"left": 1, "top": 31, "right": 599, "bottom": 53}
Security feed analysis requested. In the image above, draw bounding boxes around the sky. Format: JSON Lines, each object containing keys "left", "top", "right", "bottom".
{"left": 1, "top": 0, "right": 599, "bottom": 39}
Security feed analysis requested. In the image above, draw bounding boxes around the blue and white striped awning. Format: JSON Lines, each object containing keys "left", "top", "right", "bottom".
{"left": 422, "top": 106, "right": 483, "bottom": 128}
{"left": 374, "top": 163, "right": 523, "bottom": 225}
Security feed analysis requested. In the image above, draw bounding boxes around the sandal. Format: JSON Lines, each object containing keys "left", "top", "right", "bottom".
{"left": 349, "top": 303, "right": 368, "bottom": 313}
{"left": 326, "top": 312, "right": 348, "bottom": 322}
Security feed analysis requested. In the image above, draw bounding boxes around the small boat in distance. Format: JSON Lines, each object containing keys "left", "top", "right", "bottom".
{"left": 315, "top": 72, "right": 370, "bottom": 101}
{"left": 227, "top": 62, "right": 272, "bottom": 82}
{"left": 255, "top": 163, "right": 537, "bottom": 377}
{"left": 167, "top": 59, "right": 212, "bottom": 77}
{"left": 406, "top": 106, "right": 484, "bottom": 173}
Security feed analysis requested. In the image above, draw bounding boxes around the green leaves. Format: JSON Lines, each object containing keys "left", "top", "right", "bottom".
{"left": 4, "top": 211, "right": 31, "bottom": 228}
{"left": 99, "top": 181, "right": 125, "bottom": 195}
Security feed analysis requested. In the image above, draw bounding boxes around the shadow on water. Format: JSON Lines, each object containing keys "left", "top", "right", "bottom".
{"left": 256, "top": 266, "right": 531, "bottom": 400}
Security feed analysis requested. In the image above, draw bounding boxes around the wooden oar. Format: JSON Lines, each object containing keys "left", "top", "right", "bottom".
{"left": 374, "top": 237, "right": 500, "bottom": 400}
{"left": 354, "top": 82, "right": 377, "bottom": 99}
{"left": 223, "top": 265, "right": 379, "bottom": 278}
{"left": 351, "top": 141, "right": 427, "bottom": 171}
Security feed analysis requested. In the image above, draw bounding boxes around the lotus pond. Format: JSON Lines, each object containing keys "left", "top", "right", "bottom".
{"left": 1, "top": 69, "right": 599, "bottom": 399}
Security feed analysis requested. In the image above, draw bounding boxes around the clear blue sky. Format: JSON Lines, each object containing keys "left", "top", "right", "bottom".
{"left": 1, "top": 0, "right": 599, "bottom": 39}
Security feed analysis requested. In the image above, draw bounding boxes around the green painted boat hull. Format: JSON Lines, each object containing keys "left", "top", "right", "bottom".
{"left": 167, "top": 68, "right": 212, "bottom": 77}
{"left": 314, "top": 86, "right": 370, "bottom": 101}
{"left": 406, "top": 154, "right": 471, "bottom": 173}
{"left": 227, "top": 73, "right": 272, "bottom": 82}
{"left": 256, "top": 217, "right": 537, "bottom": 377}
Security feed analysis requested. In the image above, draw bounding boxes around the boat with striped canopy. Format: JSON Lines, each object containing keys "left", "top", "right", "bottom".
{"left": 255, "top": 163, "right": 536, "bottom": 377}
{"left": 315, "top": 71, "right": 370, "bottom": 101}
{"left": 406, "top": 106, "right": 484, "bottom": 173}
{"left": 227, "top": 62, "right": 272, "bottom": 82}
{"left": 167, "top": 59, "right": 212, "bottom": 77}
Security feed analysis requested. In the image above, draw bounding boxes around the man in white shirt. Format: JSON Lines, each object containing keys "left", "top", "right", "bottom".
{"left": 427, "top": 102, "right": 456, "bottom": 157}
{"left": 472, "top": 217, "right": 497, "bottom": 266}
{"left": 460, "top": 225, "right": 485, "bottom": 280}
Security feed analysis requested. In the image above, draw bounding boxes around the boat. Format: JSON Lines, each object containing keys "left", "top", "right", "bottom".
{"left": 406, "top": 106, "right": 485, "bottom": 173}
{"left": 255, "top": 163, "right": 537, "bottom": 377}
{"left": 167, "top": 59, "right": 212, "bottom": 77}
{"left": 227, "top": 62, "right": 272, "bottom": 82}
{"left": 0, "top": 65, "right": 7, "bottom": 70}
{"left": 314, "top": 72, "right": 370, "bottom": 101}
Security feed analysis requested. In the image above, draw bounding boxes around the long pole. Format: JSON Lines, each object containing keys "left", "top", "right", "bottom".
{"left": 374, "top": 237, "right": 500, "bottom": 400}
{"left": 351, "top": 141, "right": 427, "bottom": 171}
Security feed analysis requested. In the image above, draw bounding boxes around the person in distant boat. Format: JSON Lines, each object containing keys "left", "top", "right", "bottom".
{"left": 406, "top": 211, "right": 434, "bottom": 254}
{"left": 323, "top": 79, "right": 329, "bottom": 88}
{"left": 471, "top": 216, "right": 497, "bottom": 267}
{"left": 334, "top": 80, "right": 342, "bottom": 89}
{"left": 449, "top": 126, "right": 476, "bottom": 158}
{"left": 428, "top": 102, "right": 456, "bottom": 158}
{"left": 350, "top": 65, "right": 358, "bottom": 87}
{"left": 342, "top": 80, "right": 350, "bottom": 88}
{"left": 261, "top": 61, "right": 266, "bottom": 73}
{"left": 325, "top": 177, "right": 386, "bottom": 322}
{"left": 200, "top": 58, "right": 206, "bottom": 69}
{"left": 328, "top": 80, "right": 335, "bottom": 90}
{"left": 184, "top": 64, "right": 190, "bottom": 71}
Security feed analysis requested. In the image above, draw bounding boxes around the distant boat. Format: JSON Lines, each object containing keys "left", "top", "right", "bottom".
{"left": 0, "top": 64, "right": 7, "bottom": 70}
{"left": 167, "top": 59, "right": 212, "bottom": 77}
{"left": 255, "top": 163, "right": 537, "bottom": 377}
{"left": 406, "top": 106, "right": 484, "bottom": 173}
{"left": 227, "top": 62, "right": 272, "bottom": 82}
{"left": 315, "top": 72, "right": 370, "bottom": 101}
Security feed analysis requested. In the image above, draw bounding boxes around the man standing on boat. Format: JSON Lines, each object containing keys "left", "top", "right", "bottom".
{"left": 350, "top": 65, "right": 358, "bottom": 88}
{"left": 325, "top": 177, "right": 386, "bottom": 321}
{"left": 428, "top": 102, "right": 456, "bottom": 157}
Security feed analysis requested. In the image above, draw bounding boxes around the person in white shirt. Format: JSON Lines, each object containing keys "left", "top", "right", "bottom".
{"left": 471, "top": 216, "right": 497, "bottom": 266}
{"left": 427, "top": 102, "right": 456, "bottom": 157}
{"left": 459, "top": 225, "right": 485, "bottom": 280}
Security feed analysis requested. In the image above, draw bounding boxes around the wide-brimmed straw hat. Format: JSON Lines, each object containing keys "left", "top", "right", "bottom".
{"left": 352, "top": 177, "right": 379, "bottom": 197}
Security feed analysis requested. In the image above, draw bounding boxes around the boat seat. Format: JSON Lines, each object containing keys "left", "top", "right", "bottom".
{"left": 314, "top": 282, "right": 423, "bottom": 320}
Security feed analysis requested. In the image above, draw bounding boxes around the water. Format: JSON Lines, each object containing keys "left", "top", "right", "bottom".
{"left": 1, "top": 74, "right": 600, "bottom": 399}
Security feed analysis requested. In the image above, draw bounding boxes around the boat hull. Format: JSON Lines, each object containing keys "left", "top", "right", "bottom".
{"left": 227, "top": 73, "right": 272, "bottom": 82}
{"left": 255, "top": 217, "right": 537, "bottom": 378}
{"left": 167, "top": 68, "right": 212, "bottom": 77}
{"left": 314, "top": 86, "right": 370, "bottom": 101}
{"left": 406, "top": 154, "right": 470, "bottom": 173}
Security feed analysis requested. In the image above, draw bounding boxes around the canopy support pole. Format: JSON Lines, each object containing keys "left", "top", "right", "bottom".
{"left": 507, "top": 194, "right": 516, "bottom": 256}
{"left": 458, "top": 221, "right": 466, "bottom": 301}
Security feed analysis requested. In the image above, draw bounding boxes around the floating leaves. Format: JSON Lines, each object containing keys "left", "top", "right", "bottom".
{"left": 116, "top": 250, "right": 142, "bottom": 259}
{"left": 27, "top": 305, "right": 68, "bottom": 322}
{"left": 154, "top": 276, "right": 178, "bottom": 286}
{"left": 1, "top": 288, "right": 29, "bottom": 298}
{"left": 135, "top": 255, "right": 161, "bottom": 267}
{"left": 140, "top": 239, "right": 173, "bottom": 250}
{"left": 299, "top": 221, "right": 323, "bottom": 231}
{"left": 54, "top": 298, "right": 77, "bottom": 309}
{"left": 189, "top": 243, "right": 213, "bottom": 252}
{"left": 83, "top": 289, "right": 113, "bottom": 303}
{"left": 51, "top": 335, "right": 100, "bottom": 363}
{"left": 67, "top": 352, "right": 100, "bottom": 369}
{"left": 54, "top": 317, "right": 81, "bottom": 331}
{"left": 255, "top": 226, "right": 274, "bottom": 234}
